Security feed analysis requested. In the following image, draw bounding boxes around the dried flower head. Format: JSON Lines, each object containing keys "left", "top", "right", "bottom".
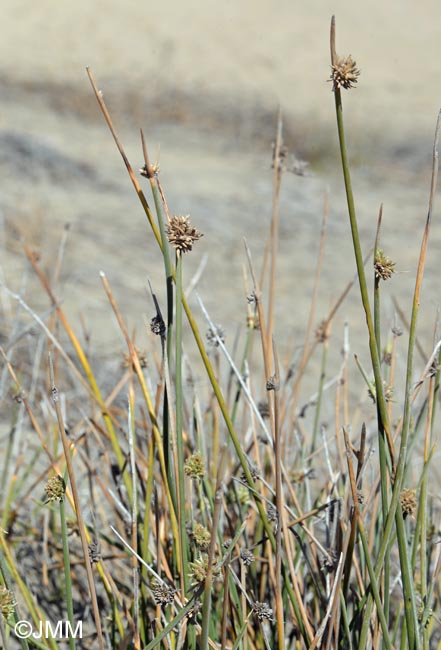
{"left": 184, "top": 452, "right": 205, "bottom": 480}
{"left": 206, "top": 324, "right": 225, "bottom": 348}
{"left": 189, "top": 554, "right": 220, "bottom": 586}
{"left": 240, "top": 463, "right": 260, "bottom": 484}
{"left": 187, "top": 600, "right": 202, "bottom": 622}
{"left": 152, "top": 581, "right": 176, "bottom": 606}
{"left": 236, "top": 484, "right": 251, "bottom": 506}
{"left": 45, "top": 475, "right": 66, "bottom": 503}
{"left": 139, "top": 161, "right": 160, "bottom": 178}
{"left": 330, "top": 54, "right": 360, "bottom": 91}
{"left": 267, "top": 503, "right": 279, "bottom": 523}
{"left": 375, "top": 250, "right": 396, "bottom": 281}
{"left": 150, "top": 314, "right": 166, "bottom": 337}
{"left": 253, "top": 601, "right": 274, "bottom": 622}
{"left": 266, "top": 375, "right": 279, "bottom": 391}
{"left": 291, "top": 468, "right": 315, "bottom": 483}
{"left": 122, "top": 347, "right": 148, "bottom": 369}
{"left": 320, "top": 548, "right": 339, "bottom": 573}
{"left": 240, "top": 548, "right": 255, "bottom": 566}
{"left": 315, "top": 319, "right": 330, "bottom": 343}
{"left": 257, "top": 400, "right": 270, "bottom": 419}
{"left": 271, "top": 142, "right": 309, "bottom": 176}
{"left": 0, "top": 586, "right": 16, "bottom": 620}
{"left": 167, "top": 215, "right": 203, "bottom": 254}
{"left": 193, "top": 523, "right": 211, "bottom": 550}
{"left": 88, "top": 540, "right": 101, "bottom": 564}
{"left": 400, "top": 489, "right": 417, "bottom": 519}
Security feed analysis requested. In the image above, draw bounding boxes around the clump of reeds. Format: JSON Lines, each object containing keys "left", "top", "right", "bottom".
{"left": 0, "top": 16, "right": 440, "bottom": 650}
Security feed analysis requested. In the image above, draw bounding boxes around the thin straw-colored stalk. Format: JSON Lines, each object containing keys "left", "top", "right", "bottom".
{"left": 48, "top": 356, "right": 104, "bottom": 650}
{"left": 310, "top": 326, "right": 330, "bottom": 455}
{"left": 265, "top": 108, "right": 283, "bottom": 354}
{"left": 59, "top": 492, "right": 75, "bottom": 650}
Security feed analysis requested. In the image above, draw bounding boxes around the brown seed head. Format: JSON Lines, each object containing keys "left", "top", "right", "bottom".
{"left": 184, "top": 452, "right": 205, "bottom": 480}
{"left": 152, "top": 581, "right": 176, "bottom": 606}
{"left": 45, "top": 475, "right": 66, "bottom": 503}
{"left": 167, "top": 215, "right": 203, "bottom": 254}
{"left": 375, "top": 250, "right": 396, "bottom": 281}
{"left": 330, "top": 54, "right": 360, "bottom": 91}
{"left": 400, "top": 489, "right": 417, "bottom": 519}
{"left": 253, "top": 601, "right": 274, "bottom": 622}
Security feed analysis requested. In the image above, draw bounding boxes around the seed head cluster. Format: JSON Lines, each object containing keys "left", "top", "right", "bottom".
{"left": 0, "top": 586, "right": 15, "bottom": 619}
{"left": 45, "top": 475, "right": 66, "bottom": 503}
{"left": 374, "top": 250, "right": 396, "bottom": 281}
{"left": 152, "top": 581, "right": 176, "bottom": 606}
{"left": 184, "top": 452, "right": 205, "bottom": 480}
{"left": 167, "top": 215, "right": 203, "bottom": 254}
{"left": 253, "top": 601, "right": 274, "bottom": 622}
{"left": 193, "top": 523, "right": 211, "bottom": 550}
{"left": 400, "top": 489, "right": 417, "bottom": 519}
{"left": 189, "top": 554, "right": 220, "bottom": 586}
{"left": 330, "top": 54, "right": 360, "bottom": 91}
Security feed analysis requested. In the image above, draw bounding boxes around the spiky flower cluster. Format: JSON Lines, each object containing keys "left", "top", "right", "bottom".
{"left": 184, "top": 452, "right": 205, "bottom": 480}
{"left": 167, "top": 215, "right": 203, "bottom": 254}
{"left": 330, "top": 55, "right": 360, "bottom": 91}
{"left": 150, "top": 314, "right": 165, "bottom": 337}
{"left": 122, "top": 347, "right": 148, "bottom": 369}
{"left": 240, "top": 548, "right": 254, "bottom": 566}
{"left": 206, "top": 324, "right": 225, "bottom": 348}
{"left": 253, "top": 601, "right": 274, "bottom": 622}
{"left": 374, "top": 250, "right": 396, "bottom": 281}
{"left": 45, "top": 475, "right": 65, "bottom": 503}
{"left": 152, "top": 581, "right": 176, "bottom": 606}
{"left": 0, "top": 586, "right": 15, "bottom": 619}
{"left": 400, "top": 489, "right": 417, "bottom": 519}
{"left": 188, "top": 554, "right": 220, "bottom": 586}
{"left": 315, "top": 319, "right": 330, "bottom": 343}
{"left": 88, "top": 540, "right": 101, "bottom": 563}
{"left": 193, "top": 523, "right": 211, "bottom": 550}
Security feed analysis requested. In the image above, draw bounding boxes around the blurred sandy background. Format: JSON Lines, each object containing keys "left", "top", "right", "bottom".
{"left": 1, "top": 1, "right": 441, "bottom": 477}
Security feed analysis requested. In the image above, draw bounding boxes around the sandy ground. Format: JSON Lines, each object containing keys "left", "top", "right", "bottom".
{"left": 1, "top": 1, "right": 441, "bottom": 482}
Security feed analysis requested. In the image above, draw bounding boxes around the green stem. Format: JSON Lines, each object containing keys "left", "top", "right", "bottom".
{"left": 175, "top": 252, "right": 189, "bottom": 597}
